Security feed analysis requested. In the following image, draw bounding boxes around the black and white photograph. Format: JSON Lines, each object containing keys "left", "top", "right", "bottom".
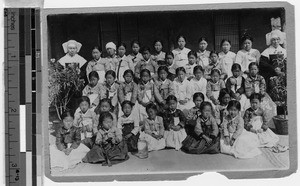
{"left": 42, "top": 2, "right": 296, "bottom": 181}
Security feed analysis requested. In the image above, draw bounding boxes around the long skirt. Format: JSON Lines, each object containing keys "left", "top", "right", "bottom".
{"left": 50, "top": 143, "right": 90, "bottom": 171}
{"left": 139, "top": 132, "right": 166, "bottom": 151}
{"left": 251, "top": 116, "right": 279, "bottom": 147}
{"left": 220, "top": 129, "right": 261, "bottom": 159}
{"left": 82, "top": 140, "right": 129, "bottom": 165}
{"left": 181, "top": 135, "right": 220, "bottom": 154}
{"left": 164, "top": 129, "right": 187, "bottom": 150}
{"left": 122, "top": 123, "right": 140, "bottom": 152}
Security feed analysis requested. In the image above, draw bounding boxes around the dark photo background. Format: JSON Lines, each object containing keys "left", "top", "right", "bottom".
{"left": 47, "top": 8, "right": 284, "bottom": 61}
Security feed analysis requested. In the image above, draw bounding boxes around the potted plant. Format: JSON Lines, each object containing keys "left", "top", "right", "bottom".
{"left": 269, "top": 54, "right": 288, "bottom": 135}
{"left": 48, "top": 59, "right": 84, "bottom": 121}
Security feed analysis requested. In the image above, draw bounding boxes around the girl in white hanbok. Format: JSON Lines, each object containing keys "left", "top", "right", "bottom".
{"left": 50, "top": 111, "right": 89, "bottom": 171}
{"left": 220, "top": 100, "right": 261, "bottom": 159}
{"left": 172, "top": 35, "right": 191, "bottom": 67}
{"left": 218, "top": 39, "right": 236, "bottom": 80}
{"left": 140, "top": 103, "right": 166, "bottom": 151}
{"left": 243, "top": 93, "right": 279, "bottom": 147}
{"left": 197, "top": 37, "right": 211, "bottom": 69}
{"left": 173, "top": 67, "right": 194, "bottom": 113}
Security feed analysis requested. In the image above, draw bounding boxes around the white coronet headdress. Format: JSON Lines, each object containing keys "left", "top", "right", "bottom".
{"left": 62, "top": 40, "right": 82, "bottom": 53}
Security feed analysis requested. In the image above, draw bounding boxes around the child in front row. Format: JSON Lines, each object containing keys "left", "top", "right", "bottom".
{"left": 182, "top": 101, "right": 220, "bottom": 154}
{"left": 160, "top": 95, "right": 187, "bottom": 150}
{"left": 50, "top": 111, "right": 90, "bottom": 171}
{"left": 185, "top": 92, "right": 205, "bottom": 135}
{"left": 220, "top": 100, "right": 261, "bottom": 159}
{"left": 243, "top": 93, "right": 279, "bottom": 147}
{"left": 206, "top": 69, "right": 226, "bottom": 106}
{"left": 82, "top": 112, "right": 128, "bottom": 166}
{"left": 215, "top": 88, "right": 232, "bottom": 126}
{"left": 117, "top": 101, "right": 140, "bottom": 153}
{"left": 140, "top": 103, "right": 166, "bottom": 151}
{"left": 73, "top": 96, "right": 98, "bottom": 141}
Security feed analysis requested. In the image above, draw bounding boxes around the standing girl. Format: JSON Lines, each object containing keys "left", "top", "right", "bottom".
{"left": 117, "top": 69, "right": 138, "bottom": 117}
{"left": 50, "top": 111, "right": 90, "bottom": 171}
{"left": 117, "top": 101, "right": 140, "bottom": 153}
{"left": 128, "top": 40, "right": 144, "bottom": 69}
{"left": 151, "top": 40, "right": 166, "bottom": 65}
{"left": 243, "top": 93, "right": 279, "bottom": 147}
{"left": 235, "top": 35, "right": 261, "bottom": 76}
{"left": 165, "top": 52, "right": 178, "bottom": 81}
{"left": 86, "top": 46, "right": 108, "bottom": 84}
{"left": 82, "top": 112, "right": 128, "bottom": 166}
{"left": 218, "top": 39, "right": 236, "bottom": 79}
{"left": 220, "top": 100, "right": 261, "bottom": 159}
{"left": 206, "top": 69, "right": 226, "bottom": 106}
{"left": 225, "top": 63, "right": 245, "bottom": 101}
{"left": 182, "top": 101, "right": 220, "bottom": 154}
{"left": 101, "top": 70, "right": 120, "bottom": 115}
{"left": 140, "top": 103, "right": 166, "bottom": 151}
{"left": 161, "top": 95, "right": 187, "bottom": 150}
{"left": 197, "top": 37, "right": 211, "bottom": 69}
{"left": 173, "top": 67, "right": 194, "bottom": 112}
{"left": 172, "top": 35, "right": 191, "bottom": 67}
{"left": 185, "top": 51, "right": 198, "bottom": 80}
{"left": 105, "top": 42, "right": 119, "bottom": 72}
{"left": 135, "top": 46, "right": 159, "bottom": 79}
{"left": 205, "top": 51, "right": 221, "bottom": 79}
{"left": 189, "top": 65, "right": 207, "bottom": 98}
{"left": 137, "top": 69, "right": 164, "bottom": 121}
{"left": 116, "top": 43, "right": 134, "bottom": 82}
{"left": 82, "top": 71, "right": 104, "bottom": 111}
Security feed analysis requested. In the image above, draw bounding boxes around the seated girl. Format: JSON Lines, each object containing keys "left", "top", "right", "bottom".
{"left": 117, "top": 101, "right": 140, "bottom": 153}
{"left": 225, "top": 63, "right": 245, "bottom": 101}
{"left": 50, "top": 111, "right": 90, "bottom": 171}
{"left": 94, "top": 98, "right": 118, "bottom": 128}
{"left": 154, "top": 66, "right": 175, "bottom": 110}
{"left": 135, "top": 46, "right": 159, "bottom": 79}
{"left": 173, "top": 67, "right": 194, "bottom": 113}
{"left": 206, "top": 69, "right": 226, "bottom": 106}
{"left": 220, "top": 100, "right": 261, "bottom": 159}
{"left": 139, "top": 103, "right": 166, "bottom": 151}
{"left": 73, "top": 96, "right": 98, "bottom": 141}
{"left": 137, "top": 69, "right": 164, "bottom": 121}
{"left": 242, "top": 62, "right": 277, "bottom": 118}
{"left": 185, "top": 92, "right": 205, "bottom": 135}
{"left": 189, "top": 65, "right": 207, "bottom": 99}
{"left": 215, "top": 88, "right": 232, "bottom": 126}
{"left": 82, "top": 71, "right": 104, "bottom": 111}
{"left": 243, "top": 93, "right": 279, "bottom": 148}
{"left": 82, "top": 112, "right": 128, "bottom": 166}
{"left": 160, "top": 95, "right": 187, "bottom": 150}
{"left": 181, "top": 101, "right": 220, "bottom": 154}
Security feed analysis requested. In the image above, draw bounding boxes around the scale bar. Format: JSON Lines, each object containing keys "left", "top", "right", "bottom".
{"left": 20, "top": 105, "right": 26, "bottom": 152}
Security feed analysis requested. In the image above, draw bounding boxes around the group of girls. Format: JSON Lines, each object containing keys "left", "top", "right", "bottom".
{"left": 51, "top": 32, "right": 286, "bottom": 170}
